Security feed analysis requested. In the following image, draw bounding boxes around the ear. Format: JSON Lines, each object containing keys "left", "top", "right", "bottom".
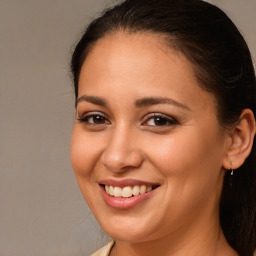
{"left": 222, "top": 109, "right": 256, "bottom": 170}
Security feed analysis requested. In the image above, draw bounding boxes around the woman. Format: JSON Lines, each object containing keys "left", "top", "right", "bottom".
{"left": 70, "top": 0, "right": 256, "bottom": 255}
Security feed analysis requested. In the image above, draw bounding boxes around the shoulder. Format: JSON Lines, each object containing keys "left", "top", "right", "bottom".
{"left": 90, "top": 240, "right": 115, "bottom": 256}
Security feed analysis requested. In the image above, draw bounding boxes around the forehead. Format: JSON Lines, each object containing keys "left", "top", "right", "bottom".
{"left": 80, "top": 32, "right": 195, "bottom": 87}
{"left": 78, "top": 32, "right": 215, "bottom": 114}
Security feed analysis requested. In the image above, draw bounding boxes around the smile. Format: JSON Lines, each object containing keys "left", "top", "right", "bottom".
{"left": 104, "top": 185, "right": 156, "bottom": 198}
{"left": 99, "top": 179, "right": 160, "bottom": 209}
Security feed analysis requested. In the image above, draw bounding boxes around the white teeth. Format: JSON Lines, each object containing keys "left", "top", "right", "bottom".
{"left": 140, "top": 185, "right": 146, "bottom": 194}
{"left": 109, "top": 186, "right": 114, "bottom": 196}
{"left": 132, "top": 185, "right": 140, "bottom": 196}
{"left": 122, "top": 186, "right": 133, "bottom": 198}
{"left": 104, "top": 184, "right": 155, "bottom": 197}
{"left": 113, "top": 187, "right": 122, "bottom": 197}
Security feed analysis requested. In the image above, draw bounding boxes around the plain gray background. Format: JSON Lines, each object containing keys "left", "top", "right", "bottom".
{"left": 0, "top": 1, "right": 255, "bottom": 256}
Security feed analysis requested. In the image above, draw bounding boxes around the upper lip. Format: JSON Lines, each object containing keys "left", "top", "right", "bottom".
{"left": 99, "top": 179, "right": 160, "bottom": 188}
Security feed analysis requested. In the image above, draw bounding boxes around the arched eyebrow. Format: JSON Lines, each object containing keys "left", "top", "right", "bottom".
{"left": 76, "top": 95, "right": 191, "bottom": 111}
{"left": 135, "top": 97, "right": 191, "bottom": 111}
{"left": 76, "top": 95, "right": 107, "bottom": 107}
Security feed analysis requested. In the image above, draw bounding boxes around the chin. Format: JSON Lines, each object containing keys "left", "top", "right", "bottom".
{"left": 96, "top": 212, "right": 160, "bottom": 243}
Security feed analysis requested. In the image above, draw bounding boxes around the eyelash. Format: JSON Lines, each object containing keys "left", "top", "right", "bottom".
{"left": 77, "top": 112, "right": 178, "bottom": 128}
{"left": 77, "top": 112, "right": 110, "bottom": 126}
{"left": 142, "top": 113, "right": 178, "bottom": 127}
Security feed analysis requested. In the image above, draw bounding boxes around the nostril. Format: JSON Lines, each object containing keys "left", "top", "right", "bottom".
{"left": 101, "top": 135, "right": 143, "bottom": 172}
{"left": 101, "top": 151, "right": 143, "bottom": 172}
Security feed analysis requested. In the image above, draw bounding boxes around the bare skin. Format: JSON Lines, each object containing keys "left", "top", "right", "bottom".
{"left": 71, "top": 32, "right": 255, "bottom": 256}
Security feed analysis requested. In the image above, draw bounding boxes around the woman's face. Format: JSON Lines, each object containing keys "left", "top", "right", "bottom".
{"left": 71, "top": 32, "right": 229, "bottom": 242}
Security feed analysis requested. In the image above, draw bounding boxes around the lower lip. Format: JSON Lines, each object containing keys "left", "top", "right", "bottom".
{"left": 100, "top": 186, "right": 157, "bottom": 210}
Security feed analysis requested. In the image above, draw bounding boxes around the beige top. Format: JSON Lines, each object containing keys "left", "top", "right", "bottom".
{"left": 91, "top": 240, "right": 115, "bottom": 256}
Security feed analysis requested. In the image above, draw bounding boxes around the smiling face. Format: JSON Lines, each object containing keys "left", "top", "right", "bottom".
{"left": 71, "top": 32, "right": 229, "bottom": 243}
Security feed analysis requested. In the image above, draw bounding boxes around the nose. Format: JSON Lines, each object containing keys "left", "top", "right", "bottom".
{"left": 101, "top": 126, "right": 143, "bottom": 173}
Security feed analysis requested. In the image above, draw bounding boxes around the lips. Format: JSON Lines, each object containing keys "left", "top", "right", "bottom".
{"left": 105, "top": 185, "right": 155, "bottom": 198}
{"left": 99, "top": 179, "right": 160, "bottom": 209}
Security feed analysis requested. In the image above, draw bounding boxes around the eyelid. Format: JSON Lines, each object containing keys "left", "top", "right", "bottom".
{"left": 77, "top": 111, "right": 110, "bottom": 123}
{"left": 76, "top": 111, "right": 178, "bottom": 127}
{"left": 141, "top": 113, "right": 178, "bottom": 126}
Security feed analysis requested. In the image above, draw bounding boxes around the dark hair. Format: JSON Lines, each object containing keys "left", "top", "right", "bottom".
{"left": 71, "top": 0, "right": 256, "bottom": 255}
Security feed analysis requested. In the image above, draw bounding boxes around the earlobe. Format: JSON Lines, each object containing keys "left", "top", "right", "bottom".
{"left": 222, "top": 109, "right": 256, "bottom": 171}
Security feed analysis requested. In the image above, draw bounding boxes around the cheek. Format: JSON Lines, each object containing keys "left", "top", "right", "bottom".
{"left": 143, "top": 128, "right": 224, "bottom": 225}
{"left": 70, "top": 128, "right": 104, "bottom": 209}
{"left": 70, "top": 127, "right": 101, "bottom": 179}
{"left": 144, "top": 126, "right": 224, "bottom": 182}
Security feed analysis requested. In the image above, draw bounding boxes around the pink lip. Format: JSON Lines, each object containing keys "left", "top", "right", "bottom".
{"left": 99, "top": 180, "right": 159, "bottom": 210}
{"left": 99, "top": 179, "right": 159, "bottom": 188}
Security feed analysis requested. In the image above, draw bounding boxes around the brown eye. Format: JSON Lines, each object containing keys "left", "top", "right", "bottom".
{"left": 90, "top": 115, "right": 106, "bottom": 124}
{"left": 144, "top": 114, "right": 177, "bottom": 127}
{"left": 152, "top": 117, "right": 168, "bottom": 126}
{"left": 77, "top": 113, "right": 110, "bottom": 125}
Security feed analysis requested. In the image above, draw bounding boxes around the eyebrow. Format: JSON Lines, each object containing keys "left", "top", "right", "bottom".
{"left": 76, "top": 95, "right": 191, "bottom": 111}
{"left": 135, "top": 97, "right": 191, "bottom": 111}
{"left": 76, "top": 95, "right": 108, "bottom": 107}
